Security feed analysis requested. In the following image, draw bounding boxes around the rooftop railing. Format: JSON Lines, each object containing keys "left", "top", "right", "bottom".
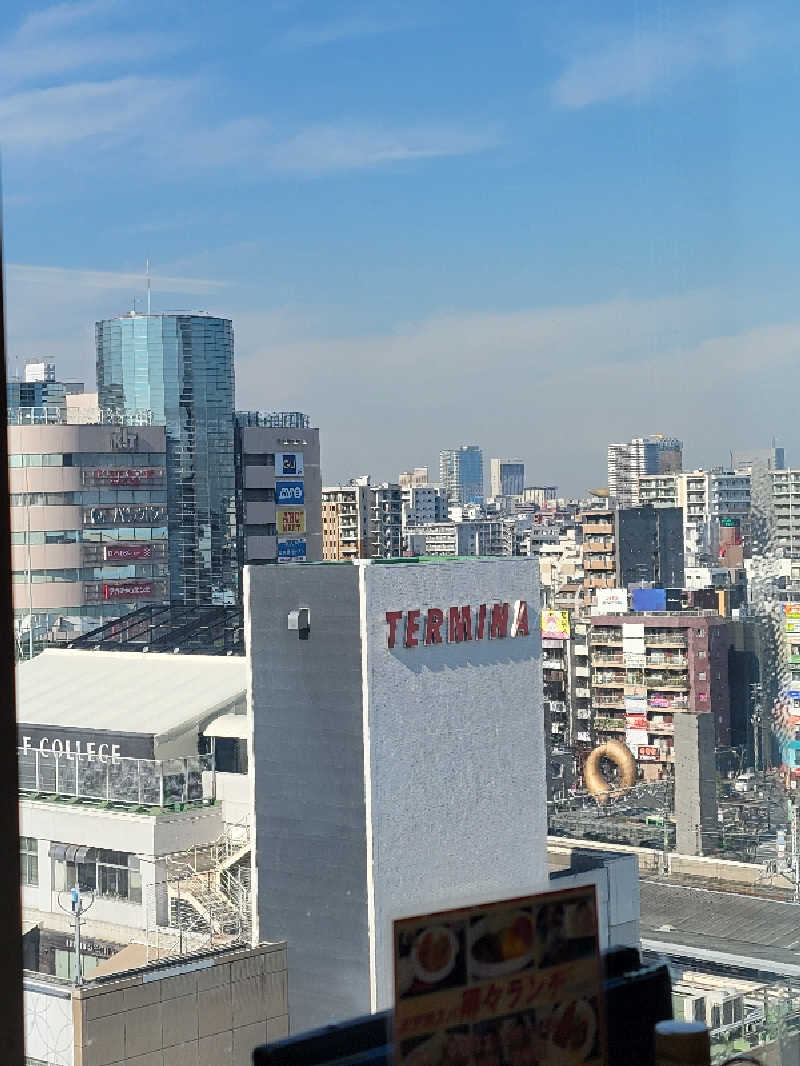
{"left": 18, "top": 747, "right": 215, "bottom": 809}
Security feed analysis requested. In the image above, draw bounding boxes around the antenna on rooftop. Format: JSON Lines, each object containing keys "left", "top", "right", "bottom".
{"left": 146, "top": 257, "right": 151, "bottom": 315}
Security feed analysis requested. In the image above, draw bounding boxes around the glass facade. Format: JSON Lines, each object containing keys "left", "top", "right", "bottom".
{"left": 440, "top": 445, "right": 484, "bottom": 506}
{"left": 96, "top": 313, "right": 237, "bottom": 605}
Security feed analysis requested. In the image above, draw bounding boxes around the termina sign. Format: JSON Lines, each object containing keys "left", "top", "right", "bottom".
{"left": 385, "top": 600, "right": 530, "bottom": 649}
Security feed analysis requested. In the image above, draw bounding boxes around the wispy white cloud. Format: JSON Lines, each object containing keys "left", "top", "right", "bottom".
{"left": 14, "top": 0, "right": 114, "bottom": 40}
{"left": 8, "top": 263, "right": 227, "bottom": 293}
{"left": 552, "top": 8, "right": 768, "bottom": 109}
{"left": 0, "top": 77, "right": 189, "bottom": 150}
{"left": 279, "top": 12, "right": 417, "bottom": 49}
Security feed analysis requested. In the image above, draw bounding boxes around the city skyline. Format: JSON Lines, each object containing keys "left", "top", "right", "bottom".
{"left": 2, "top": 0, "right": 800, "bottom": 490}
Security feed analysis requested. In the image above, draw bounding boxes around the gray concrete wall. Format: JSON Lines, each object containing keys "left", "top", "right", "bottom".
{"left": 674, "top": 711, "right": 718, "bottom": 855}
{"left": 361, "top": 558, "right": 549, "bottom": 1011}
{"left": 246, "top": 563, "right": 370, "bottom": 1033}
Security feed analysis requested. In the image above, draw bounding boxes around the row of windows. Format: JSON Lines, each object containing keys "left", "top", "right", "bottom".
{"left": 54, "top": 848, "right": 142, "bottom": 904}
{"left": 11, "top": 490, "right": 166, "bottom": 506}
{"left": 11, "top": 528, "right": 168, "bottom": 544}
{"left": 9, "top": 452, "right": 165, "bottom": 468}
{"left": 245, "top": 524, "right": 277, "bottom": 537}
{"left": 12, "top": 565, "right": 166, "bottom": 582}
{"left": 20, "top": 836, "right": 37, "bottom": 886}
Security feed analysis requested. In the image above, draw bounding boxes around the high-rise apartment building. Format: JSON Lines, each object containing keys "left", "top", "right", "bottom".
{"left": 490, "top": 458, "right": 524, "bottom": 498}
{"left": 322, "top": 479, "right": 371, "bottom": 560}
{"left": 96, "top": 312, "right": 237, "bottom": 606}
{"left": 607, "top": 435, "right": 682, "bottom": 508}
{"left": 234, "top": 411, "right": 321, "bottom": 571}
{"left": 439, "top": 445, "right": 484, "bottom": 507}
{"left": 9, "top": 422, "right": 169, "bottom": 648}
{"left": 369, "top": 483, "right": 403, "bottom": 558}
{"left": 398, "top": 467, "right": 429, "bottom": 488}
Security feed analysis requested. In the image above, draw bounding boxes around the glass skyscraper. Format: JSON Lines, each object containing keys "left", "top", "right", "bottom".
{"left": 439, "top": 445, "right": 484, "bottom": 506}
{"left": 96, "top": 312, "right": 237, "bottom": 606}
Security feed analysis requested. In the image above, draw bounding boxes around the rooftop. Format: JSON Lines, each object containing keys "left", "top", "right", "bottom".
{"left": 16, "top": 648, "right": 247, "bottom": 739}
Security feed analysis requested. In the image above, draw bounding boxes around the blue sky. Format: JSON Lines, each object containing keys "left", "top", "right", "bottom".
{"left": 2, "top": 0, "right": 799, "bottom": 490}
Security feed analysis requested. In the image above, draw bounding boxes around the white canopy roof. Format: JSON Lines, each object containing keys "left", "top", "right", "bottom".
{"left": 202, "top": 713, "right": 249, "bottom": 739}
{"left": 16, "top": 649, "right": 248, "bottom": 741}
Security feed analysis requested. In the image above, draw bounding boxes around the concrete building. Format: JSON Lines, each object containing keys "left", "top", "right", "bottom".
{"left": 490, "top": 457, "right": 524, "bottom": 498}
{"left": 7, "top": 359, "right": 86, "bottom": 422}
{"left": 234, "top": 411, "right": 322, "bottom": 569}
{"left": 397, "top": 467, "right": 429, "bottom": 488}
{"left": 523, "top": 486, "right": 558, "bottom": 507}
{"left": 408, "top": 517, "right": 508, "bottom": 557}
{"left": 580, "top": 507, "right": 617, "bottom": 605}
{"left": 97, "top": 312, "right": 237, "bottom": 607}
{"left": 9, "top": 421, "right": 169, "bottom": 647}
{"left": 439, "top": 444, "right": 484, "bottom": 506}
{"left": 401, "top": 483, "right": 446, "bottom": 532}
{"left": 369, "top": 482, "right": 404, "bottom": 558}
{"left": 588, "top": 612, "right": 731, "bottom": 779}
{"left": 674, "top": 710, "right": 718, "bottom": 856}
{"left": 607, "top": 435, "right": 682, "bottom": 508}
{"left": 322, "top": 479, "right": 371, "bottom": 560}
{"left": 23, "top": 942, "right": 288, "bottom": 1066}
{"left": 245, "top": 557, "right": 546, "bottom": 1032}
{"left": 616, "top": 505, "right": 685, "bottom": 590}
{"left": 771, "top": 469, "right": 800, "bottom": 557}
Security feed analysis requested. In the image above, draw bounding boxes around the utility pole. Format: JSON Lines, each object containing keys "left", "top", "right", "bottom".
{"left": 58, "top": 885, "right": 94, "bottom": 985}
{"left": 662, "top": 771, "right": 672, "bottom": 874}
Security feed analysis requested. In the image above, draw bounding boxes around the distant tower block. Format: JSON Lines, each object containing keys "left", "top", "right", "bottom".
{"left": 674, "top": 712, "right": 718, "bottom": 856}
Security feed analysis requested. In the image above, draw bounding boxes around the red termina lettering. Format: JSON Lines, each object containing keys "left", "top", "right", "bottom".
{"left": 424, "top": 608, "right": 444, "bottom": 644}
{"left": 385, "top": 611, "right": 403, "bottom": 649}
{"left": 405, "top": 609, "right": 421, "bottom": 648}
{"left": 449, "top": 606, "right": 472, "bottom": 642}
{"left": 489, "top": 603, "right": 509, "bottom": 638}
{"left": 476, "top": 604, "right": 487, "bottom": 639}
{"left": 514, "top": 601, "right": 529, "bottom": 636}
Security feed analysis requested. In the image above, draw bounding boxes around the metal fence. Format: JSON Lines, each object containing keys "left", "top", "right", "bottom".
{"left": 18, "top": 748, "right": 214, "bottom": 808}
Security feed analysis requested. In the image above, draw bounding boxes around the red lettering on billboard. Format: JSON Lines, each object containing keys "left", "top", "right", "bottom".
{"left": 404, "top": 610, "right": 420, "bottom": 648}
{"left": 103, "top": 581, "right": 154, "bottom": 600}
{"left": 385, "top": 611, "right": 403, "bottom": 649}
{"left": 424, "top": 608, "right": 444, "bottom": 645}
{"left": 476, "top": 603, "right": 487, "bottom": 640}
{"left": 489, "top": 602, "right": 508, "bottom": 639}
{"left": 449, "top": 605, "right": 472, "bottom": 643}
{"left": 514, "top": 601, "right": 529, "bottom": 636}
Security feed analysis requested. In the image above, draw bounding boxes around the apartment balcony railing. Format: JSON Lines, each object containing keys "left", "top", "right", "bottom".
{"left": 594, "top": 716, "right": 626, "bottom": 732}
{"left": 643, "top": 634, "right": 689, "bottom": 647}
{"left": 592, "top": 696, "right": 625, "bottom": 708}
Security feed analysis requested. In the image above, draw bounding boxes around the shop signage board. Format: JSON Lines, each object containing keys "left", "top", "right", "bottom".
{"left": 275, "top": 479, "right": 305, "bottom": 505}
{"left": 103, "top": 580, "right": 153, "bottom": 600}
{"left": 105, "top": 544, "right": 153, "bottom": 562}
{"left": 276, "top": 509, "right": 306, "bottom": 535}
{"left": 541, "top": 611, "right": 570, "bottom": 640}
{"left": 277, "top": 538, "right": 307, "bottom": 562}
{"left": 276, "top": 452, "right": 304, "bottom": 477}
{"left": 595, "top": 588, "right": 627, "bottom": 614}
{"left": 394, "top": 884, "right": 606, "bottom": 1066}
{"left": 638, "top": 746, "right": 660, "bottom": 762}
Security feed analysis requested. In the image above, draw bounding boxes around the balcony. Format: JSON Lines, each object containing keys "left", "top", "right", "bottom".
{"left": 594, "top": 716, "right": 625, "bottom": 732}
{"left": 583, "top": 521, "right": 613, "bottom": 534}
{"left": 591, "top": 631, "right": 623, "bottom": 644}
{"left": 592, "top": 696, "right": 625, "bottom": 709}
{"left": 591, "top": 654, "right": 624, "bottom": 667}
{"left": 592, "top": 675, "right": 625, "bottom": 688}
{"left": 584, "top": 558, "right": 615, "bottom": 570}
{"left": 645, "top": 656, "right": 688, "bottom": 668}
{"left": 644, "top": 633, "right": 688, "bottom": 648}
{"left": 574, "top": 665, "right": 591, "bottom": 677}
{"left": 575, "top": 706, "right": 592, "bottom": 718}
{"left": 645, "top": 677, "right": 688, "bottom": 690}
{"left": 583, "top": 540, "right": 614, "bottom": 554}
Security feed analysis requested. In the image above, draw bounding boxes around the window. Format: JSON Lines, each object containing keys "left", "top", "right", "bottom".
{"left": 59, "top": 850, "right": 141, "bottom": 903}
{"left": 245, "top": 488, "right": 275, "bottom": 502}
{"left": 20, "top": 837, "right": 37, "bottom": 886}
{"left": 698, "top": 672, "right": 706, "bottom": 681}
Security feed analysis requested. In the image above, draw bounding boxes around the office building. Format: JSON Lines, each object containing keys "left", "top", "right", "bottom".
{"left": 523, "top": 486, "right": 558, "bottom": 507}
{"left": 589, "top": 612, "right": 731, "bottom": 779}
{"left": 234, "top": 411, "right": 321, "bottom": 569}
{"left": 607, "top": 435, "right": 683, "bottom": 508}
{"left": 439, "top": 444, "right": 484, "bottom": 506}
{"left": 322, "top": 479, "right": 371, "bottom": 560}
{"left": 616, "top": 505, "right": 685, "bottom": 590}
{"left": 96, "top": 312, "right": 237, "bottom": 606}
{"left": 9, "top": 422, "right": 169, "bottom": 647}
{"left": 245, "top": 557, "right": 546, "bottom": 1031}
{"left": 490, "top": 457, "right": 524, "bottom": 498}
{"left": 397, "top": 467, "right": 429, "bottom": 488}
{"left": 7, "top": 359, "right": 85, "bottom": 423}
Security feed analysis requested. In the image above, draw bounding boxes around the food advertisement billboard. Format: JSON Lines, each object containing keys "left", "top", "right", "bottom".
{"left": 276, "top": 452, "right": 304, "bottom": 477}
{"left": 394, "top": 885, "right": 605, "bottom": 1066}
{"left": 277, "top": 538, "right": 306, "bottom": 562}
{"left": 276, "top": 508, "right": 306, "bottom": 535}
{"left": 275, "top": 479, "right": 305, "bottom": 505}
{"left": 541, "top": 611, "right": 570, "bottom": 641}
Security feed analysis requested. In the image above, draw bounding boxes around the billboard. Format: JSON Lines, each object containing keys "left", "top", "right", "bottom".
{"left": 276, "top": 452, "right": 304, "bottom": 477}
{"left": 785, "top": 604, "right": 800, "bottom": 619}
{"left": 104, "top": 544, "right": 153, "bottom": 562}
{"left": 103, "top": 580, "right": 154, "bottom": 600}
{"left": 626, "top": 713, "right": 650, "bottom": 732}
{"left": 638, "top": 745, "right": 661, "bottom": 762}
{"left": 624, "top": 685, "right": 647, "bottom": 701}
{"left": 276, "top": 508, "right": 306, "bottom": 535}
{"left": 277, "top": 538, "right": 307, "bottom": 562}
{"left": 541, "top": 610, "right": 570, "bottom": 640}
{"left": 596, "top": 587, "right": 628, "bottom": 614}
{"left": 631, "top": 587, "right": 667, "bottom": 612}
{"left": 275, "top": 479, "right": 305, "bottom": 505}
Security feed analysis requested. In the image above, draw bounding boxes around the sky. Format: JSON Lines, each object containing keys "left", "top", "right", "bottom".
{"left": 1, "top": 0, "right": 799, "bottom": 492}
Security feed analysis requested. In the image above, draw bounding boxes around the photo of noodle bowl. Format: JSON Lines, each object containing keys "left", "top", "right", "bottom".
{"left": 468, "top": 908, "right": 535, "bottom": 979}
